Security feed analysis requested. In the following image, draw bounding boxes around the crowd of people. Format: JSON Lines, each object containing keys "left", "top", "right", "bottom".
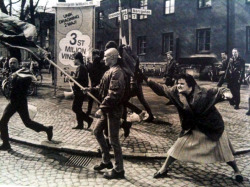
{"left": 0, "top": 42, "right": 248, "bottom": 182}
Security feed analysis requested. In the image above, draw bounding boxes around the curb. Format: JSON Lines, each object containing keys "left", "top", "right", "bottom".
{"left": 9, "top": 136, "right": 168, "bottom": 159}
{"left": 9, "top": 135, "right": 250, "bottom": 159}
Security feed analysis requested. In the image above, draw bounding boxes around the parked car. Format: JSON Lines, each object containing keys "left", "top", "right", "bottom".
{"left": 177, "top": 54, "right": 221, "bottom": 81}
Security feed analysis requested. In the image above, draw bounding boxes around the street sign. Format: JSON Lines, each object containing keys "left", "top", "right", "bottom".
{"left": 132, "top": 14, "right": 137, "bottom": 19}
{"left": 108, "top": 9, "right": 128, "bottom": 19}
{"left": 132, "top": 8, "right": 152, "bottom": 15}
{"left": 124, "top": 14, "right": 128, "bottom": 20}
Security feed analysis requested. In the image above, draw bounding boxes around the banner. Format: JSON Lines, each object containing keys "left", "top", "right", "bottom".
{"left": 55, "top": 2, "right": 95, "bottom": 87}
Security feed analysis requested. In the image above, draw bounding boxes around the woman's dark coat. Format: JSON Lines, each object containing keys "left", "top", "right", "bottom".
{"left": 148, "top": 80, "right": 229, "bottom": 141}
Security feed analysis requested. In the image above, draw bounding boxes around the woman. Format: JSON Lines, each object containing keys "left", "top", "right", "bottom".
{"left": 144, "top": 73, "right": 243, "bottom": 183}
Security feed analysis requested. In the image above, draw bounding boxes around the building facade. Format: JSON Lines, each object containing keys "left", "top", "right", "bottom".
{"left": 95, "top": 0, "right": 250, "bottom": 63}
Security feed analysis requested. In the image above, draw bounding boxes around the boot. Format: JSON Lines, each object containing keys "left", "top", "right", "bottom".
{"left": 0, "top": 143, "right": 11, "bottom": 151}
{"left": 121, "top": 121, "right": 132, "bottom": 138}
{"left": 87, "top": 117, "right": 93, "bottom": 129}
{"left": 46, "top": 126, "right": 53, "bottom": 141}
{"left": 103, "top": 169, "right": 125, "bottom": 179}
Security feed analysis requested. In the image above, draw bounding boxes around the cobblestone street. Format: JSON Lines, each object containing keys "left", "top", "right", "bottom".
{"left": 0, "top": 142, "right": 249, "bottom": 187}
{"left": 0, "top": 73, "right": 249, "bottom": 186}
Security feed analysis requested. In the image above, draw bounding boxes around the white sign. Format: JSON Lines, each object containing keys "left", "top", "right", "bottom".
{"left": 108, "top": 9, "right": 128, "bottom": 19}
{"left": 59, "top": 30, "right": 91, "bottom": 67}
{"left": 132, "top": 14, "right": 137, "bottom": 19}
{"left": 124, "top": 14, "right": 128, "bottom": 20}
{"left": 132, "top": 8, "right": 152, "bottom": 15}
{"left": 56, "top": 0, "right": 100, "bottom": 7}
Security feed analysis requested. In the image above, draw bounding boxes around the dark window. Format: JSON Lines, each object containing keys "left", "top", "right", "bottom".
{"left": 98, "top": 11, "right": 104, "bottom": 29}
{"left": 137, "top": 36, "right": 147, "bottom": 55}
{"left": 139, "top": 0, "right": 148, "bottom": 20}
{"left": 164, "top": 0, "right": 175, "bottom": 14}
{"left": 198, "top": 0, "right": 212, "bottom": 8}
{"left": 162, "top": 33, "right": 174, "bottom": 54}
{"left": 196, "top": 28, "right": 211, "bottom": 52}
{"left": 247, "top": 27, "right": 250, "bottom": 53}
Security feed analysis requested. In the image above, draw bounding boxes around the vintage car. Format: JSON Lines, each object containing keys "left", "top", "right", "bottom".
{"left": 177, "top": 54, "right": 221, "bottom": 81}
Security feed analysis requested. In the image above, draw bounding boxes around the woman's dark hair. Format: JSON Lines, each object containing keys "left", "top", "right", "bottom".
{"left": 176, "top": 73, "right": 197, "bottom": 88}
{"left": 74, "top": 52, "right": 84, "bottom": 64}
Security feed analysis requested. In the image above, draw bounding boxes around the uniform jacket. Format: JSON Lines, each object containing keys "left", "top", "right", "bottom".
{"left": 226, "top": 56, "right": 245, "bottom": 84}
{"left": 87, "top": 57, "right": 109, "bottom": 87}
{"left": 148, "top": 80, "right": 229, "bottom": 141}
{"left": 93, "top": 64, "right": 126, "bottom": 112}
{"left": 73, "top": 64, "right": 88, "bottom": 92}
{"left": 163, "top": 59, "right": 177, "bottom": 78}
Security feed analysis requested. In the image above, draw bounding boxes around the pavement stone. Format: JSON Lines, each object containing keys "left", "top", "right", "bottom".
{"left": 1, "top": 142, "right": 249, "bottom": 186}
{"left": 0, "top": 74, "right": 249, "bottom": 158}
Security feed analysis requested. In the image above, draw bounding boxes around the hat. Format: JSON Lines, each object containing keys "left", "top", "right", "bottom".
{"left": 105, "top": 41, "right": 118, "bottom": 50}
{"left": 165, "top": 51, "right": 173, "bottom": 55}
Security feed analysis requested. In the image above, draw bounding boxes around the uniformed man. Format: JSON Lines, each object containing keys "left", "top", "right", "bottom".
{"left": 217, "top": 51, "right": 229, "bottom": 87}
{"left": 86, "top": 48, "right": 126, "bottom": 179}
{"left": 163, "top": 51, "right": 177, "bottom": 87}
{"left": 226, "top": 48, "right": 245, "bottom": 109}
{"left": 0, "top": 57, "right": 53, "bottom": 150}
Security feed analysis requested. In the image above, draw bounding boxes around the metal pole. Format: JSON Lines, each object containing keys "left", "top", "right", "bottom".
{"left": 128, "top": 0, "right": 132, "bottom": 49}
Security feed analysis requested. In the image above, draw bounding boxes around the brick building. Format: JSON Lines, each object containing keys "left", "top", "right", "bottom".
{"left": 95, "top": 0, "right": 250, "bottom": 63}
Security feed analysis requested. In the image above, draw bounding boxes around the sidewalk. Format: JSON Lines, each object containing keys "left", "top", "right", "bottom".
{"left": 0, "top": 73, "right": 249, "bottom": 158}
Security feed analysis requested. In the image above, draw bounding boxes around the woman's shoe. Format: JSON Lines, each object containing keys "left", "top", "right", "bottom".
{"left": 234, "top": 172, "right": 243, "bottom": 183}
{"left": 153, "top": 170, "right": 168, "bottom": 178}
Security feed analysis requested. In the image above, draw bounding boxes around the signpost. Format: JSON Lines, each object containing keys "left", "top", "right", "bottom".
{"left": 108, "top": 6, "right": 152, "bottom": 49}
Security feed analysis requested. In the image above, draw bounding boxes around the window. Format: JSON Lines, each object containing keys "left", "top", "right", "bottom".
{"left": 137, "top": 36, "right": 147, "bottom": 55}
{"left": 162, "top": 33, "right": 174, "bottom": 54}
{"left": 139, "top": 0, "right": 148, "bottom": 20}
{"left": 247, "top": 27, "right": 250, "bottom": 53}
{"left": 164, "top": 0, "right": 175, "bottom": 14}
{"left": 247, "top": 0, "right": 250, "bottom": 4}
{"left": 98, "top": 11, "right": 104, "bottom": 29}
{"left": 198, "top": 0, "right": 212, "bottom": 8}
{"left": 196, "top": 28, "right": 211, "bottom": 52}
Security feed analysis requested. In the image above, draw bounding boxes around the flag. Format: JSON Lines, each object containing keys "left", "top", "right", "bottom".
{"left": 0, "top": 11, "right": 37, "bottom": 47}
{"left": 0, "top": 11, "right": 47, "bottom": 61}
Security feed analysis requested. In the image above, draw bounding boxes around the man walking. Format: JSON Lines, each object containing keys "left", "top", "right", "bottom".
{"left": 88, "top": 48, "right": 126, "bottom": 179}
{"left": 217, "top": 51, "right": 229, "bottom": 87}
{"left": 226, "top": 48, "right": 245, "bottom": 109}
{"left": 0, "top": 57, "right": 53, "bottom": 150}
{"left": 72, "top": 52, "right": 93, "bottom": 129}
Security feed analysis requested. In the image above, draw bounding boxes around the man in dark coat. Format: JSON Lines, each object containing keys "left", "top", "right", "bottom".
{"left": 217, "top": 51, "right": 229, "bottom": 87}
{"left": 163, "top": 51, "right": 177, "bottom": 86}
{"left": 143, "top": 73, "right": 243, "bottom": 183}
{"left": 86, "top": 49, "right": 109, "bottom": 116}
{"left": 87, "top": 48, "right": 126, "bottom": 179}
{"left": 72, "top": 52, "right": 93, "bottom": 129}
{"left": 226, "top": 48, "right": 245, "bottom": 109}
{"left": 0, "top": 57, "right": 53, "bottom": 150}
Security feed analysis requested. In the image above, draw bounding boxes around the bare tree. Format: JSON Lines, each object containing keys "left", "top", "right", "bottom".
{"left": 0, "top": 0, "right": 8, "bottom": 14}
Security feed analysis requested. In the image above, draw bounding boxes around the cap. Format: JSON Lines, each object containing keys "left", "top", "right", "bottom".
{"left": 165, "top": 51, "right": 173, "bottom": 55}
{"left": 105, "top": 41, "right": 118, "bottom": 50}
